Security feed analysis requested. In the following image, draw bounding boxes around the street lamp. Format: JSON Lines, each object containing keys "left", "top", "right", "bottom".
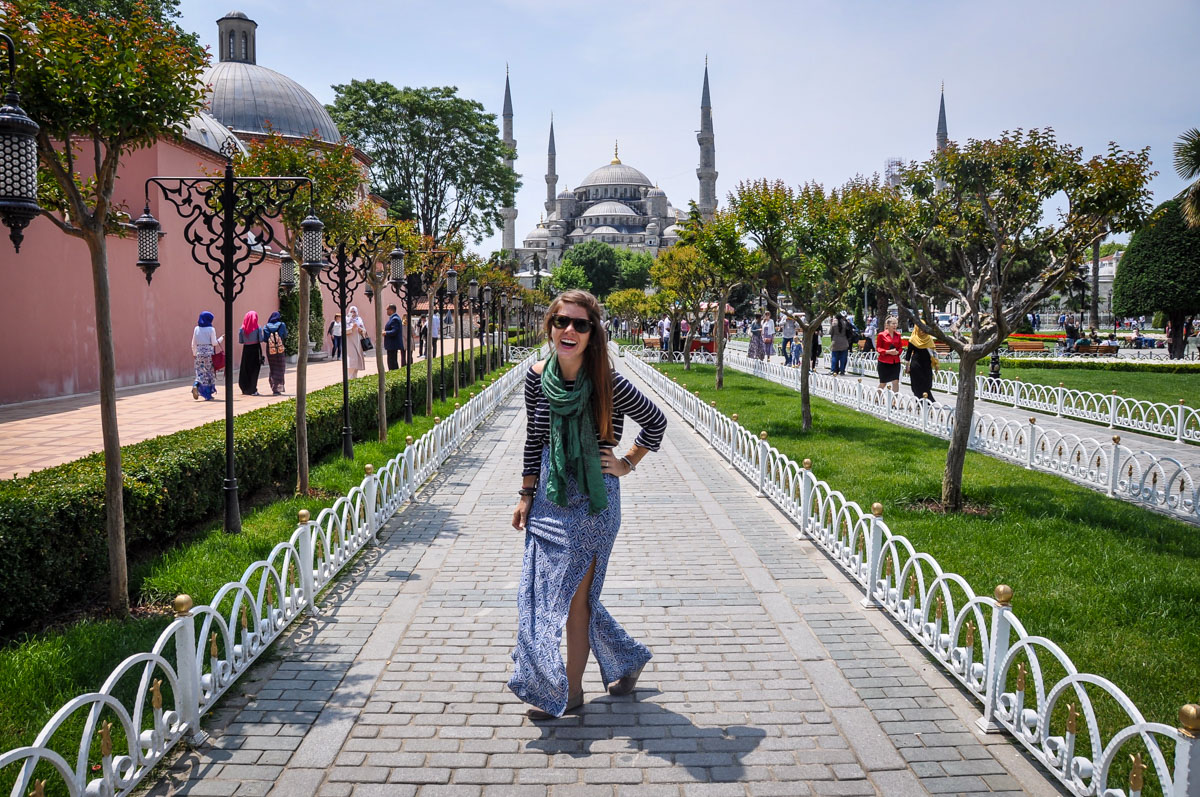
{"left": 388, "top": 246, "right": 420, "bottom": 425}
{"left": 315, "top": 225, "right": 403, "bottom": 459}
{"left": 0, "top": 31, "right": 41, "bottom": 253}
{"left": 278, "top": 252, "right": 296, "bottom": 293}
{"left": 483, "top": 283, "right": 494, "bottom": 371}
{"left": 446, "top": 268, "right": 459, "bottom": 398}
{"left": 137, "top": 139, "right": 322, "bottom": 533}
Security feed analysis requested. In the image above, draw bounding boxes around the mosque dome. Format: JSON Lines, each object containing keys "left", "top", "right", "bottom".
{"left": 557, "top": 187, "right": 575, "bottom": 199}
{"left": 581, "top": 201, "right": 638, "bottom": 217}
{"left": 525, "top": 224, "right": 549, "bottom": 241}
{"left": 646, "top": 186, "right": 666, "bottom": 197}
{"left": 179, "top": 111, "right": 245, "bottom": 156}
{"left": 662, "top": 224, "right": 682, "bottom": 238}
{"left": 568, "top": 228, "right": 587, "bottom": 237}
{"left": 203, "top": 12, "right": 341, "bottom": 144}
{"left": 578, "top": 161, "right": 653, "bottom": 188}
{"left": 591, "top": 225, "right": 620, "bottom": 235}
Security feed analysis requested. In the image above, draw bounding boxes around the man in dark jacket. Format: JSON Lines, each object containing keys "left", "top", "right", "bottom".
{"left": 384, "top": 304, "right": 406, "bottom": 370}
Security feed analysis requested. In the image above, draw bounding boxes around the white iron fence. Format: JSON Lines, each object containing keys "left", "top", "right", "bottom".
{"left": 629, "top": 348, "right": 1200, "bottom": 525}
{"left": 0, "top": 355, "right": 535, "bottom": 797}
{"left": 828, "top": 351, "right": 1200, "bottom": 446}
{"left": 620, "top": 349, "right": 1200, "bottom": 797}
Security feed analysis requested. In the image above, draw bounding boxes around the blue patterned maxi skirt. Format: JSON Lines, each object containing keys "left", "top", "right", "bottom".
{"left": 507, "top": 448, "right": 652, "bottom": 716}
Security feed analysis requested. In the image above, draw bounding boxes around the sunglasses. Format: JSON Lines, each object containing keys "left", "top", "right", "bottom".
{"left": 550, "top": 314, "right": 593, "bottom": 334}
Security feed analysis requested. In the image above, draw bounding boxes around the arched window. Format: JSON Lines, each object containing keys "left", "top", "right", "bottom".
{"left": 228, "top": 31, "right": 234, "bottom": 59}
{"left": 241, "top": 33, "right": 248, "bottom": 60}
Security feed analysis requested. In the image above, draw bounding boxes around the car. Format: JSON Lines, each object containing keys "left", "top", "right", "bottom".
{"left": 936, "top": 313, "right": 952, "bottom": 329}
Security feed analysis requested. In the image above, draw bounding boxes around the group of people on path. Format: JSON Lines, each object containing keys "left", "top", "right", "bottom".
{"left": 190, "top": 310, "right": 289, "bottom": 401}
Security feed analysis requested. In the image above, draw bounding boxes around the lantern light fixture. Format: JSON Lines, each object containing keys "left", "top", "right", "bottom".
{"left": 279, "top": 251, "right": 297, "bottom": 291}
{"left": 300, "top": 212, "right": 325, "bottom": 277}
{"left": 468, "top": 278, "right": 478, "bottom": 301}
{"left": 446, "top": 268, "right": 458, "bottom": 295}
{"left": 134, "top": 204, "right": 162, "bottom": 283}
{"left": 0, "top": 32, "right": 41, "bottom": 253}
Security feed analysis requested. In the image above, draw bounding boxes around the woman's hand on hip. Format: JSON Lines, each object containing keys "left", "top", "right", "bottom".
{"left": 599, "top": 449, "right": 632, "bottom": 477}
{"left": 512, "top": 496, "right": 532, "bottom": 531}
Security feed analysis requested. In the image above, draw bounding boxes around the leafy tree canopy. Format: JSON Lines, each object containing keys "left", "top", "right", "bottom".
{"left": 560, "top": 240, "right": 620, "bottom": 298}
{"left": 1099, "top": 241, "right": 1126, "bottom": 257}
{"left": 615, "top": 248, "right": 653, "bottom": 290}
{"left": 546, "top": 261, "right": 591, "bottom": 294}
{"left": 1111, "top": 200, "right": 1200, "bottom": 319}
{"left": 328, "top": 80, "right": 519, "bottom": 245}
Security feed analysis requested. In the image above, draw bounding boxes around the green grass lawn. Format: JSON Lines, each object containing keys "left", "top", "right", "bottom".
{"left": 0, "top": 363, "right": 512, "bottom": 794}
{"left": 657, "top": 363, "right": 1199, "bottom": 739}
{"left": 970, "top": 364, "right": 1198, "bottom": 407}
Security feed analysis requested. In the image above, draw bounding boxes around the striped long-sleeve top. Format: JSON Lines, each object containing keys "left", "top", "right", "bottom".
{"left": 523, "top": 366, "right": 668, "bottom": 477}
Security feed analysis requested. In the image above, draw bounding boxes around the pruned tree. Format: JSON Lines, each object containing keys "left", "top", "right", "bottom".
{"left": 728, "top": 179, "right": 796, "bottom": 311}
{"left": 604, "top": 288, "right": 648, "bottom": 340}
{"left": 1111, "top": 200, "right": 1200, "bottom": 359}
{"left": 875, "top": 128, "right": 1153, "bottom": 510}
{"left": 679, "top": 206, "right": 756, "bottom": 387}
{"left": 6, "top": 0, "right": 207, "bottom": 616}
{"left": 650, "top": 245, "right": 710, "bottom": 369}
{"left": 234, "top": 131, "right": 371, "bottom": 488}
{"left": 328, "top": 80, "right": 519, "bottom": 244}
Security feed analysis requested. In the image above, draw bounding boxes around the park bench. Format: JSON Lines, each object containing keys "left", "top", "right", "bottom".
{"left": 934, "top": 341, "right": 952, "bottom": 356}
{"left": 1007, "top": 340, "right": 1046, "bottom": 353}
{"left": 642, "top": 337, "right": 661, "bottom": 350}
{"left": 1073, "top": 343, "right": 1119, "bottom": 356}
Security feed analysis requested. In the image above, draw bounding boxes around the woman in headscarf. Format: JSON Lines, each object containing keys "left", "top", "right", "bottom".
{"left": 904, "top": 322, "right": 940, "bottom": 402}
{"left": 238, "top": 310, "right": 264, "bottom": 396}
{"left": 263, "top": 311, "right": 289, "bottom": 395}
{"left": 191, "top": 311, "right": 219, "bottom": 401}
{"left": 508, "top": 290, "right": 668, "bottom": 720}
{"left": 747, "top": 312, "right": 766, "bottom": 361}
{"left": 344, "top": 305, "right": 367, "bottom": 379}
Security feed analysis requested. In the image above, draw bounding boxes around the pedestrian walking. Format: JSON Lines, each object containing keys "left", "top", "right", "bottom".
{"left": 238, "top": 310, "right": 264, "bottom": 396}
{"left": 328, "top": 313, "right": 343, "bottom": 359}
{"left": 905, "top": 324, "right": 939, "bottom": 402}
{"left": 191, "top": 310, "right": 219, "bottom": 401}
{"left": 780, "top": 315, "right": 797, "bottom": 365}
{"left": 384, "top": 303, "right": 405, "bottom": 370}
{"left": 508, "top": 289, "right": 667, "bottom": 719}
{"left": 263, "top": 311, "right": 288, "bottom": 395}
{"left": 876, "top": 315, "right": 903, "bottom": 392}
{"left": 829, "top": 314, "right": 853, "bottom": 375}
{"left": 417, "top": 316, "right": 427, "bottom": 357}
{"left": 762, "top": 314, "right": 775, "bottom": 361}
{"left": 747, "top": 313, "right": 766, "bottom": 360}
{"left": 863, "top": 316, "right": 878, "bottom": 354}
{"left": 344, "top": 305, "right": 367, "bottom": 379}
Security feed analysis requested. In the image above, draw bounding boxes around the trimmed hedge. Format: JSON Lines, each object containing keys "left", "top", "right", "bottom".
{"left": 0, "top": 349, "right": 504, "bottom": 638}
{"left": 999, "top": 357, "right": 1200, "bottom": 374}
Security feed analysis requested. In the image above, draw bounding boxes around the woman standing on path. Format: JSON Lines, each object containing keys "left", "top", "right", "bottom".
{"left": 344, "top": 305, "right": 367, "bottom": 379}
{"left": 509, "top": 289, "right": 667, "bottom": 719}
{"left": 263, "top": 311, "right": 288, "bottom": 395}
{"left": 876, "top": 315, "right": 903, "bottom": 392}
{"left": 905, "top": 324, "right": 939, "bottom": 402}
{"left": 238, "top": 311, "right": 264, "bottom": 396}
{"left": 191, "top": 311, "right": 219, "bottom": 401}
{"left": 747, "top": 313, "right": 766, "bottom": 361}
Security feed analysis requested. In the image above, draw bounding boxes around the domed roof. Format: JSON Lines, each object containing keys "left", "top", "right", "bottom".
{"left": 204, "top": 60, "right": 341, "bottom": 144}
{"left": 591, "top": 225, "right": 620, "bottom": 235}
{"left": 578, "top": 162, "right": 653, "bottom": 188}
{"left": 179, "top": 111, "right": 245, "bottom": 156}
{"left": 646, "top": 186, "right": 666, "bottom": 197}
{"left": 568, "top": 228, "right": 588, "bottom": 237}
{"left": 582, "top": 201, "right": 637, "bottom": 217}
{"left": 662, "top": 224, "right": 682, "bottom": 237}
{"left": 557, "top": 187, "right": 575, "bottom": 199}
{"left": 220, "top": 10, "right": 250, "bottom": 19}
{"left": 525, "top": 225, "right": 548, "bottom": 240}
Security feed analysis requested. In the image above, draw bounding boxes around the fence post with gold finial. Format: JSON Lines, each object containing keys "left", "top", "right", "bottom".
{"left": 756, "top": 431, "right": 769, "bottom": 498}
{"left": 1108, "top": 436, "right": 1121, "bottom": 498}
{"left": 295, "top": 509, "right": 320, "bottom": 616}
{"left": 1174, "top": 704, "right": 1200, "bottom": 797}
{"left": 403, "top": 435, "right": 416, "bottom": 498}
{"left": 363, "top": 463, "right": 379, "bottom": 544}
{"left": 860, "top": 502, "right": 885, "bottom": 609}
{"left": 975, "top": 584, "right": 1014, "bottom": 735}
{"left": 171, "top": 594, "right": 208, "bottom": 744}
{"left": 799, "top": 459, "right": 814, "bottom": 534}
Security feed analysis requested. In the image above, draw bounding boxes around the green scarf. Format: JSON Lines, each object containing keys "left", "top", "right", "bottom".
{"left": 542, "top": 353, "right": 608, "bottom": 514}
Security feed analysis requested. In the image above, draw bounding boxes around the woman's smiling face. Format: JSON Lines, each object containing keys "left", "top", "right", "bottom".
{"left": 552, "top": 301, "right": 592, "bottom": 365}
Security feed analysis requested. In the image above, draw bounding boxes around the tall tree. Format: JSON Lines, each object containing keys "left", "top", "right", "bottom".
{"left": 546, "top": 261, "right": 591, "bottom": 294}
{"left": 5, "top": 0, "right": 207, "bottom": 616}
{"left": 604, "top": 288, "right": 648, "bottom": 339}
{"left": 650, "top": 245, "right": 709, "bottom": 369}
{"left": 875, "top": 129, "right": 1152, "bottom": 510}
{"left": 680, "top": 207, "right": 757, "bottom": 389}
{"left": 328, "top": 80, "right": 519, "bottom": 244}
{"left": 234, "top": 131, "right": 370, "bottom": 491}
{"left": 728, "top": 179, "right": 796, "bottom": 312}
{"left": 616, "top": 248, "right": 653, "bottom": 290}
{"left": 1111, "top": 200, "right": 1200, "bottom": 358}
{"left": 1173, "top": 127, "right": 1200, "bottom": 227}
{"left": 560, "top": 239, "right": 621, "bottom": 298}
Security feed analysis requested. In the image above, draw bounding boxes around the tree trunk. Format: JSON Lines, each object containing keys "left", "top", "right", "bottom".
{"left": 942, "top": 352, "right": 981, "bottom": 511}
{"left": 799, "top": 326, "right": 814, "bottom": 432}
{"left": 715, "top": 292, "right": 730, "bottom": 389}
{"left": 452, "top": 298, "right": 460, "bottom": 397}
{"left": 1090, "top": 238, "right": 1101, "bottom": 329}
{"left": 682, "top": 327, "right": 695, "bottom": 370}
{"left": 295, "top": 273, "right": 311, "bottom": 494}
{"left": 85, "top": 231, "right": 129, "bottom": 617}
{"left": 1168, "top": 311, "right": 1187, "bottom": 360}
{"left": 373, "top": 287, "right": 387, "bottom": 441}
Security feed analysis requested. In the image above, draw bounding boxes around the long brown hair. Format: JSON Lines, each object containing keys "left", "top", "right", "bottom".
{"left": 545, "top": 289, "right": 615, "bottom": 444}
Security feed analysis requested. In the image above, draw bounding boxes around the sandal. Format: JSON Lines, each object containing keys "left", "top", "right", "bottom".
{"left": 191, "top": 386, "right": 199, "bottom": 400}
{"left": 608, "top": 665, "right": 645, "bottom": 697}
{"left": 527, "top": 691, "right": 584, "bottom": 721}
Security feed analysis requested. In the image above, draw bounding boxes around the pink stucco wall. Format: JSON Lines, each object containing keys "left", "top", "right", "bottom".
{"left": 0, "top": 139, "right": 348, "bottom": 405}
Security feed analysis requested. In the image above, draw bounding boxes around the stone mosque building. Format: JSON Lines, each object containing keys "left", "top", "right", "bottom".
{"left": 500, "top": 66, "right": 718, "bottom": 267}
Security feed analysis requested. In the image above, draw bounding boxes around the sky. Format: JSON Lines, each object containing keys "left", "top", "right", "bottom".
{"left": 177, "top": 0, "right": 1199, "bottom": 254}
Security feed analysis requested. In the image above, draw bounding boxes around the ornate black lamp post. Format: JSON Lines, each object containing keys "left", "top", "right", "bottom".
{"left": 445, "top": 268, "right": 458, "bottom": 398}
{"left": 0, "top": 31, "right": 41, "bottom": 253}
{"left": 388, "top": 251, "right": 422, "bottom": 425}
{"left": 482, "top": 283, "right": 494, "bottom": 371}
{"left": 136, "top": 140, "right": 323, "bottom": 533}
{"left": 315, "top": 226, "right": 402, "bottom": 460}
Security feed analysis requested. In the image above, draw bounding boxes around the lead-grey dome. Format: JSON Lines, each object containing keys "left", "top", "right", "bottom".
{"left": 582, "top": 200, "right": 638, "bottom": 217}
{"left": 578, "top": 162, "right": 653, "bottom": 188}
{"left": 179, "top": 111, "right": 245, "bottom": 156}
{"left": 203, "top": 60, "right": 341, "bottom": 144}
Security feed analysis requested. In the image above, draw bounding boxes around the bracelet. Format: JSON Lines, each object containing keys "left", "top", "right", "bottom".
{"left": 518, "top": 486, "right": 536, "bottom": 497}
{"left": 620, "top": 456, "right": 636, "bottom": 473}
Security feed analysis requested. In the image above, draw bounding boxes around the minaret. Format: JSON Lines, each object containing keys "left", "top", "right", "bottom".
{"left": 545, "top": 116, "right": 558, "bottom": 215}
{"left": 500, "top": 69, "right": 518, "bottom": 254}
{"left": 696, "top": 60, "right": 718, "bottom": 220}
{"left": 935, "top": 84, "right": 948, "bottom": 191}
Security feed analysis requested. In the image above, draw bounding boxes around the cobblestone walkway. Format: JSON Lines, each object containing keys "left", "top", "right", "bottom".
{"left": 148, "top": 365, "right": 1061, "bottom": 797}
